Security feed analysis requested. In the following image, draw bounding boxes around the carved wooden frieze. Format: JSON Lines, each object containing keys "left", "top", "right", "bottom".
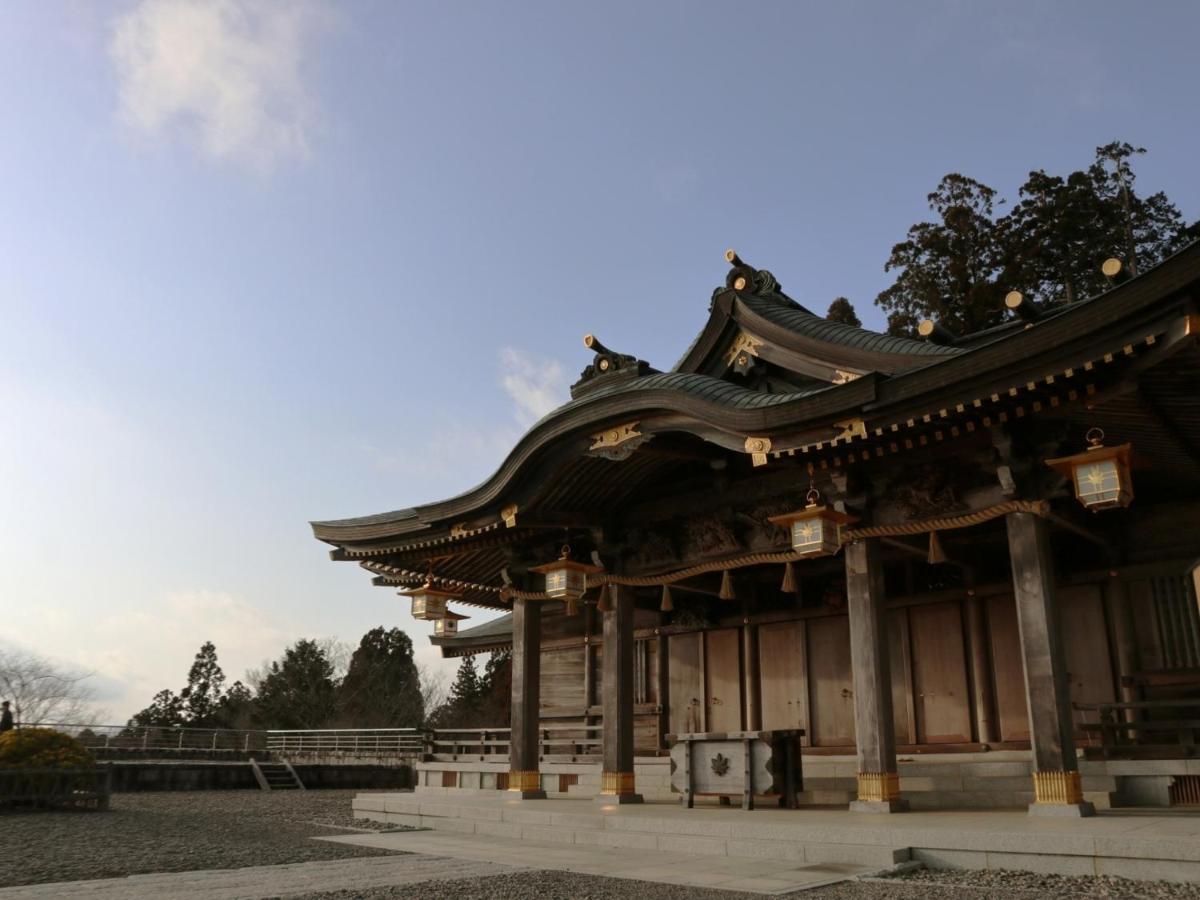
{"left": 682, "top": 515, "right": 741, "bottom": 559}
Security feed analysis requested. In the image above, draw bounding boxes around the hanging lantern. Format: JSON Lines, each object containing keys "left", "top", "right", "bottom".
{"left": 530, "top": 545, "right": 603, "bottom": 601}
{"left": 400, "top": 579, "right": 460, "bottom": 621}
{"left": 769, "top": 489, "right": 858, "bottom": 557}
{"left": 433, "top": 611, "right": 469, "bottom": 637}
{"left": 1045, "top": 429, "right": 1133, "bottom": 511}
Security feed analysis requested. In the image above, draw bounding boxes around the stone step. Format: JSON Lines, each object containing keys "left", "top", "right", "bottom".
{"left": 356, "top": 797, "right": 909, "bottom": 869}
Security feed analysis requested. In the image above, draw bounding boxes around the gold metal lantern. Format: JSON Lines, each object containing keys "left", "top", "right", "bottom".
{"left": 433, "top": 611, "right": 468, "bottom": 637}
{"left": 1045, "top": 429, "right": 1133, "bottom": 511}
{"left": 400, "top": 580, "right": 459, "bottom": 621}
{"left": 769, "top": 489, "right": 858, "bottom": 557}
{"left": 530, "top": 545, "right": 603, "bottom": 601}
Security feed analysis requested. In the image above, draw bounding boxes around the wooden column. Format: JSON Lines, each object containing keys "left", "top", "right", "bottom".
{"left": 1006, "top": 512, "right": 1094, "bottom": 816}
{"left": 845, "top": 538, "right": 906, "bottom": 812}
{"left": 508, "top": 598, "right": 546, "bottom": 799}
{"left": 1103, "top": 575, "right": 1141, "bottom": 725}
{"left": 657, "top": 623, "right": 670, "bottom": 751}
{"left": 965, "top": 591, "right": 998, "bottom": 744}
{"left": 583, "top": 604, "right": 597, "bottom": 730}
{"left": 598, "top": 586, "right": 643, "bottom": 803}
{"left": 742, "top": 619, "right": 761, "bottom": 731}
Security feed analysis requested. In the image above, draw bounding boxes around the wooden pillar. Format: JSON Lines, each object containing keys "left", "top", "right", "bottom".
{"left": 965, "top": 591, "right": 998, "bottom": 744}
{"left": 598, "top": 586, "right": 642, "bottom": 803}
{"left": 1103, "top": 575, "right": 1140, "bottom": 726}
{"left": 1005, "top": 512, "right": 1094, "bottom": 816}
{"left": 508, "top": 598, "right": 546, "bottom": 799}
{"left": 845, "top": 538, "right": 906, "bottom": 812}
{"left": 657, "top": 624, "right": 670, "bottom": 751}
{"left": 742, "top": 619, "right": 761, "bottom": 731}
{"left": 583, "top": 604, "right": 597, "bottom": 729}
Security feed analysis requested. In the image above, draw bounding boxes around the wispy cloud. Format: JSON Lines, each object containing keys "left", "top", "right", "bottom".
{"left": 499, "top": 346, "right": 567, "bottom": 427}
{"left": 110, "top": 0, "right": 328, "bottom": 172}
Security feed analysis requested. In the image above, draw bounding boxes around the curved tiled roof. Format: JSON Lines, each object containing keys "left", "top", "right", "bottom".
{"left": 736, "top": 294, "right": 961, "bottom": 358}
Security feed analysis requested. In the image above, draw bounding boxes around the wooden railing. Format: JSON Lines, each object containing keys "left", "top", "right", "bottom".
{"left": 1075, "top": 699, "right": 1200, "bottom": 758}
{"left": 425, "top": 725, "right": 601, "bottom": 762}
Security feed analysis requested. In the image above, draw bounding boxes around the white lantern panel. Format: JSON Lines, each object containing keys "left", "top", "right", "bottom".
{"left": 1074, "top": 458, "right": 1123, "bottom": 509}
{"left": 791, "top": 517, "right": 838, "bottom": 556}
{"left": 544, "top": 567, "right": 586, "bottom": 600}
{"left": 434, "top": 619, "right": 457, "bottom": 636}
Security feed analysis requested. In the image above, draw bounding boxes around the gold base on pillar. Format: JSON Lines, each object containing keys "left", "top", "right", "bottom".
{"left": 508, "top": 770, "right": 542, "bottom": 793}
{"left": 1032, "top": 770, "right": 1083, "bottom": 805}
{"left": 599, "top": 771, "right": 637, "bottom": 795}
{"left": 857, "top": 772, "right": 901, "bottom": 803}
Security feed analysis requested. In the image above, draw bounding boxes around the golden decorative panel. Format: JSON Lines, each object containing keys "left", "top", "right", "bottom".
{"left": 856, "top": 772, "right": 901, "bottom": 802}
{"left": 745, "top": 436, "right": 773, "bottom": 468}
{"left": 600, "top": 771, "right": 638, "bottom": 795}
{"left": 500, "top": 504, "right": 518, "bottom": 528}
{"left": 508, "top": 770, "right": 542, "bottom": 793}
{"left": 724, "top": 331, "right": 763, "bottom": 372}
{"left": 1032, "top": 770, "right": 1083, "bottom": 805}
{"left": 590, "top": 422, "right": 642, "bottom": 450}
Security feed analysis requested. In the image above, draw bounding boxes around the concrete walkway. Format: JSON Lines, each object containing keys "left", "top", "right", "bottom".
{"left": 321, "top": 830, "right": 872, "bottom": 893}
{"left": 0, "top": 855, "right": 527, "bottom": 900}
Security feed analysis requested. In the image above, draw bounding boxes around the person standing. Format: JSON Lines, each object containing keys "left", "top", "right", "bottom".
{"left": 0, "top": 701, "right": 13, "bottom": 733}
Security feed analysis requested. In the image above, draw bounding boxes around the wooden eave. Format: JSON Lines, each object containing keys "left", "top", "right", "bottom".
{"left": 311, "top": 241, "right": 1200, "bottom": 556}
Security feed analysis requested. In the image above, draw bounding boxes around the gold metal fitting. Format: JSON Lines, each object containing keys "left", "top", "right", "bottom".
{"left": 508, "top": 770, "right": 542, "bottom": 793}
{"left": 856, "top": 772, "right": 901, "bottom": 802}
{"left": 1032, "top": 770, "right": 1084, "bottom": 805}
{"left": 599, "top": 771, "right": 637, "bottom": 795}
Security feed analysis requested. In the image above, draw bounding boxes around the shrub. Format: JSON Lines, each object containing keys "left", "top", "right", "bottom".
{"left": 0, "top": 728, "right": 94, "bottom": 769}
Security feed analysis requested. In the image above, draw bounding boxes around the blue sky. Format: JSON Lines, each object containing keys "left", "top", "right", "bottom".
{"left": 1, "top": 1, "right": 1196, "bottom": 721}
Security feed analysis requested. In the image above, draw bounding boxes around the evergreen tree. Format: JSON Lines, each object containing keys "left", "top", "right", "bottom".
{"left": 875, "top": 174, "right": 1006, "bottom": 337}
{"left": 129, "top": 688, "right": 185, "bottom": 727}
{"left": 181, "top": 641, "right": 226, "bottom": 726}
{"left": 1090, "top": 141, "right": 1187, "bottom": 276}
{"left": 480, "top": 649, "right": 511, "bottom": 722}
{"left": 337, "top": 627, "right": 424, "bottom": 727}
{"left": 255, "top": 639, "right": 338, "bottom": 729}
{"left": 825, "top": 297, "right": 861, "bottom": 327}
{"left": 213, "top": 680, "right": 256, "bottom": 730}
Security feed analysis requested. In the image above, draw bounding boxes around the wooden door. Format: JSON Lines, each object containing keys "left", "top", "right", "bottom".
{"left": 667, "top": 632, "right": 703, "bottom": 734}
{"left": 758, "top": 620, "right": 808, "bottom": 740}
{"left": 909, "top": 601, "right": 972, "bottom": 743}
{"left": 705, "top": 629, "right": 743, "bottom": 732}
{"left": 987, "top": 593, "right": 1030, "bottom": 741}
{"left": 807, "top": 615, "right": 856, "bottom": 747}
{"left": 1059, "top": 585, "right": 1115, "bottom": 734}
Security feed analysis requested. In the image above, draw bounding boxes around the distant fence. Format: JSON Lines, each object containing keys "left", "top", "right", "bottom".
{"left": 266, "top": 728, "right": 422, "bottom": 756}
{"left": 26, "top": 723, "right": 422, "bottom": 759}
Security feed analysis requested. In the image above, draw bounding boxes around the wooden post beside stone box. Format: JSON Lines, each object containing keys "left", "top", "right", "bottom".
{"left": 667, "top": 729, "right": 804, "bottom": 810}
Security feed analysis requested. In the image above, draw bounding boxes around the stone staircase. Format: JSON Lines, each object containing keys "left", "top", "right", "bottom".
{"left": 357, "top": 794, "right": 909, "bottom": 868}
{"left": 250, "top": 758, "right": 305, "bottom": 791}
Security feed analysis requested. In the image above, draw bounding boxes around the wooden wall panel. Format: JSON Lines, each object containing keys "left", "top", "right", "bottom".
{"left": 634, "top": 714, "right": 659, "bottom": 754}
{"left": 909, "top": 601, "right": 972, "bottom": 743}
{"left": 540, "top": 646, "right": 585, "bottom": 712}
{"left": 807, "top": 615, "right": 855, "bottom": 747}
{"left": 758, "top": 620, "right": 808, "bottom": 739}
{"left": 668, "top": 632, "right": 703, "bottom": 734}
{"left": 987, "top": 593, "right": 1030, "bottom": 741}
{"left": 888, "top": 609, "right": 915, "bottom": 746}
{"left": 705, "top": 628, "right": 743, "bottom": 732}
{"left": 1059, "top": 584, "right": 1115, "bottom": 732}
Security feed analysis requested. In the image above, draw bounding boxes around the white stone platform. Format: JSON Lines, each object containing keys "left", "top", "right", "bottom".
{"left": 354, "top": 791, "right": 1200, "bottom": 882}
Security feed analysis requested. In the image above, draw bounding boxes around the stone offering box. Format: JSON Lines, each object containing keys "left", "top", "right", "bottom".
{"left": 667, "top": 729, "right": 804, "bottom": 810}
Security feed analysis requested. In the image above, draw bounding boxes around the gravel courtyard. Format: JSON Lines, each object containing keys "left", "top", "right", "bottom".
{"left": 0, "top": 790, "right": 400, "bottom": 886}
{"left": 3, "top": 791, "right": 1200, "bottom": 898}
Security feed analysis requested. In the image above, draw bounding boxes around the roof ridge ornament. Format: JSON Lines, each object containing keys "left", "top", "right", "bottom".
{"left": 570, "top": 333, "right": 659, "bottom": 399}
{"left": 724, "top": 249, "right": 782, "bottom": 298}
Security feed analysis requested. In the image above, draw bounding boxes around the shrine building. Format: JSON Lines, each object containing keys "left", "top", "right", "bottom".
{"left": 313, "top": 245, "right": 1200, "bottom": 815}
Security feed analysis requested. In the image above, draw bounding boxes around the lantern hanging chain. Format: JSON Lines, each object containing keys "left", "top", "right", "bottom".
{"left": 1086, "top": 427, "right": 1105, "bottom": 447}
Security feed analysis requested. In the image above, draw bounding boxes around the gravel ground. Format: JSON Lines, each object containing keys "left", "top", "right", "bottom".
{"left": 0, "top": 790, "right": 407, "bottom": 886}
{"left": 283, "top": 868, "right": 1200, "bottom": 900}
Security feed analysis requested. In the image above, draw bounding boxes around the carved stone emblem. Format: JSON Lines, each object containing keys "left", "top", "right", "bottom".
{"left": 711, "top": 753, "right": 730, "bottom": 777}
